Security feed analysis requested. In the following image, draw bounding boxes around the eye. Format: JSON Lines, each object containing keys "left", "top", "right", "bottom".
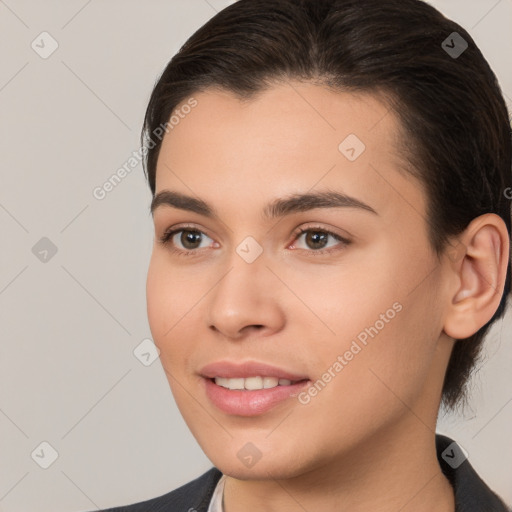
{"left": 290, "top": 226, "right": 351, "bottom": 255}
{"left": 159, "top": 225, "right": 216, "bottom": 256}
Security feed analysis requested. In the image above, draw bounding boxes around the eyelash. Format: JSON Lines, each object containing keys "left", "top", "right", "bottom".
{"left": 158, "top": 224, "right": 351, "bottom": 258}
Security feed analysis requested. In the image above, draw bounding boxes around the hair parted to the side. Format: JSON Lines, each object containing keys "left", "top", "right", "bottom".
{"left": 141, "top": 0, "right": 512, "bottom": 410}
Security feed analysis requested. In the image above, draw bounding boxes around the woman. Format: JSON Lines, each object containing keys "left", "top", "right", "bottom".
{"left": 89, "top": 0, "right": 511, "bottom": 510}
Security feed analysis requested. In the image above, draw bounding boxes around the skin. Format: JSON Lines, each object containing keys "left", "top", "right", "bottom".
{"left": 146, "top": 81, "right": 509, "bottom": 512}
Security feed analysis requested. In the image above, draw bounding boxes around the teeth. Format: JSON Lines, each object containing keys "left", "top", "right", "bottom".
{"left": 214, "top": 377, "right": 230, "bottom": 389}
{"left": 244, "top": 376, "right": 263, "bottom": 390}
{"left": 263, "top": 377, "right": 279, "bottom": 388}
{"left": 227, "top": 378, "right": 244, "bottom": 390}
{"left": 214, "top": 376, "right": 297, "bottom": 390}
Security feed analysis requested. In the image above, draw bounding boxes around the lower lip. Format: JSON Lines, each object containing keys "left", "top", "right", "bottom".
{"left": 203, "top": 377, "right": 310, "bottom": 416}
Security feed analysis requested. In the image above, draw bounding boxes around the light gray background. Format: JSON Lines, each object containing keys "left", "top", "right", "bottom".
{"left": 0, "top": 1, "right": 511, "bottom": 511}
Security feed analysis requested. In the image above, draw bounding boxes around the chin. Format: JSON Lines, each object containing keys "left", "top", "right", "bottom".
{"left": 214, "top": 457, "right": 308, "bottom": 481}
{"left": 199, "top": 437, "right": 317, "bottom": 481}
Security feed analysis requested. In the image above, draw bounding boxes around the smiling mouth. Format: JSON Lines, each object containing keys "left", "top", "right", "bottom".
{"left": 211, "top": 376, "right": 308, "bottom": 390}
{"left": 202, "top": 374, "right": 311, "bottom": 416}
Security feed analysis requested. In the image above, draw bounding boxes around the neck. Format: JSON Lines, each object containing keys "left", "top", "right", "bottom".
{"left": 223, "top": 421, "right": 455, "bottom": 512}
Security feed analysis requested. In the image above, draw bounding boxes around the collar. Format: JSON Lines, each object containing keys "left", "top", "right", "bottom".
{"left": 435, "top": 434, "right": 509, "bottom": 511}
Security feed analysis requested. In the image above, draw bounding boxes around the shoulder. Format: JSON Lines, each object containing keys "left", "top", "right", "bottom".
{"left": 83, "top": 467, "right": 223, "bottom": 512}
{"left": 435, "top": 434, "right": 511, "bottom": 512}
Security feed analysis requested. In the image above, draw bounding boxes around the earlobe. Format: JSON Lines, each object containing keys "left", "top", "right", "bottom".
{"left": 443, "top": 214, "right": 510, "bottom": 340}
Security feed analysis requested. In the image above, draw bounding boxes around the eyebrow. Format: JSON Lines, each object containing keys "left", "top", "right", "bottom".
{"left": 150, "top": 189, "right": 378, "bottom": 219}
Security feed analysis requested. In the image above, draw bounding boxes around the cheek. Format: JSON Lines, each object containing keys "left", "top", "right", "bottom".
{"left": 335, "top": 275, "right": 443, "bottom": 416}
{"left": 278, "top": 244, "right": 401, "bottom": 346}
{"left": 146, "top": 255, "right": 190, "bottom": 359}
{"left": 296, "top": 300, "right": 439, "bottom": 452}
{"left": 301, "top": 248, "right": 442, "bottom": 409}
{"left": 146, "top": 257, "right": 169, "bottom": 340}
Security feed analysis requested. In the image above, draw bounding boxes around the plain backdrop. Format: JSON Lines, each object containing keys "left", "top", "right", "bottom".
{"left": 0, "top": 1, "right": 511, "bottom": 511}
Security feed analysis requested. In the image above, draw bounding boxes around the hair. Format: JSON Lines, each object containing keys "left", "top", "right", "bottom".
{"left": 141, "top": 0, "right": 512, "bottom": 410}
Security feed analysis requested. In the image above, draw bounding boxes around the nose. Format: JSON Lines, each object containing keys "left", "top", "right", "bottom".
{"left": 205, "top": 253, "right": 286, "bottom": 341}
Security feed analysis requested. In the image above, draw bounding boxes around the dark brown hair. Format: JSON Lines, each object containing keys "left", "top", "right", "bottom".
{"left": 141, "top": 0, "right": 512, "bottom": 410}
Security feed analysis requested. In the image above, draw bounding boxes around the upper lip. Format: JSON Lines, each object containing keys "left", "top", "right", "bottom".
{"left": 200, "top": 360, "right": 309, "bottom": 381}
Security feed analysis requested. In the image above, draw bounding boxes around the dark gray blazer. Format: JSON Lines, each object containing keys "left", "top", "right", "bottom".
{"left": 87, "top": 435, "right": 510, "bottom": 512}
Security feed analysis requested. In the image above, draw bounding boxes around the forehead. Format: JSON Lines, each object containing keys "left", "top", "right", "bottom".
{"left": 155, "top": 81, "right": 425, "bottom": 224}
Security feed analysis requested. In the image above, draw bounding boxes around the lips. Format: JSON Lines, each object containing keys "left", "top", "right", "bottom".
{"left": 199, "top": 360, "right": 310, "bottom": 416}
{"left": 199, "top": 360, "right": 308, "bottom": 381}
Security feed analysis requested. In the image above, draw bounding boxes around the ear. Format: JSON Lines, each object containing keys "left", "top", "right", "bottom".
{"left": 443, "top": 213, "right": 510, "bottom": 340}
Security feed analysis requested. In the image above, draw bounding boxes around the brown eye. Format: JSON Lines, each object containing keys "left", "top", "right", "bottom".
{"left": 159, "top": 227, "right": 214, "bottom": 255}
{"left": 303, "top": 230, "right": 329, "bottom": 250}
{"left": 291, "top": 227, "right": 351, "bottom": 256}
{"left": 179, "top": 230, "right": 204, "bottom": 249}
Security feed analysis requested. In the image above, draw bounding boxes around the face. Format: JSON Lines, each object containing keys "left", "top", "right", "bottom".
{"left": 146, "top": 82, "right": 453, "bottom": 479}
